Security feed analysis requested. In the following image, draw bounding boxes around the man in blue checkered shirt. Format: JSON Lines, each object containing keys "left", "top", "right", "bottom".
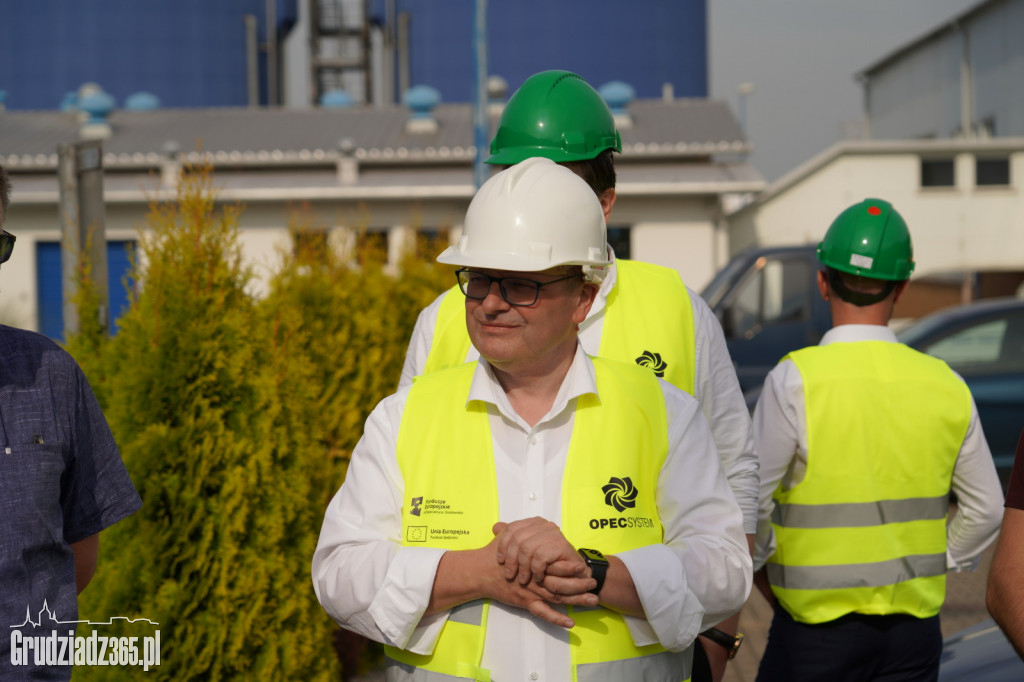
{"left": 0, "top": 163, "right": 142, "bottom": 680}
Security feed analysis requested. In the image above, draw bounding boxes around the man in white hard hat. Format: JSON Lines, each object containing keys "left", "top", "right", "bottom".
{"left": 313, "top": 158, "right": 750, "bottom": 681}
{"left": 400, "top": 72, "right": 758, "bottom": 680}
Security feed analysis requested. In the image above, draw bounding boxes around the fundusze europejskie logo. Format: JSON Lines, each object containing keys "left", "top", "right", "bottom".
{"left": 590, "top": 476, "right": 657, "bottom": 531}
{"left": 635, "top": 350, "right": 667, "bottom": 378}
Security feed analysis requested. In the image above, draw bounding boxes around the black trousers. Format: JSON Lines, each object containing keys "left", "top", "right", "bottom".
{"left": 691, "top": 638, "right": 712, "bottom": 682}
{"left": 756, "top": 607, "right": 941, "bottom": 682}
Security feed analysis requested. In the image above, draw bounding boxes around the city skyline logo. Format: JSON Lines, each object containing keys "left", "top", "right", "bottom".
{"left": 10, "top": 600, "right": 159, "bottom": 629}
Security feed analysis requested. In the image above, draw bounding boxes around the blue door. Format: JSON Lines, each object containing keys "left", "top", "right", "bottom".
{"left": 36, "top": 240, "right": 136, "bottom": 341}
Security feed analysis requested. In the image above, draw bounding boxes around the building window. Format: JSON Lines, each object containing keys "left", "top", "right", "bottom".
{"left": 920, "top": 158, "right": 955, "bottom": 187}
{"left": 976, "top": 157, "right": 1010, "bottom": 187}
{"left": 292, "top": 228, "right": 329, "bottom": 260}
{"left": 356, "top": 231, "right": 388, "bottom": 265}
{"left": 36, "top": 240, "right": 137, "bottom": 341}
{"left": 607, "top": 226, "right": 630, "bottom": 259}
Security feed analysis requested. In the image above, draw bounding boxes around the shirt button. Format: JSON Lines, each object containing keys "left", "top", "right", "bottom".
{"left": 528, "top": 436, "right": 537, "bottom": 445}
{"left": 530, "top": 674, "right": 539, "bottom": 681}
{"left": 529, "top": 492, "right": 537, "bottom": 501}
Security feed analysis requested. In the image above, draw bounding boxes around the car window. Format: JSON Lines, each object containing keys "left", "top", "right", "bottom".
{"left": 727, "top": 268, "right": 761, "bottom": 335}
{"left": 763, "top": 258, "right": 812, "bottom": 323}
{"left": 920, "top": 311, "right": 1024, "bottom": 372}
{"left": 923, "top": 319, "right": 1006, "bottom": 367}
{"left": 725, "top": 257, "right": 813, "bottom": 336}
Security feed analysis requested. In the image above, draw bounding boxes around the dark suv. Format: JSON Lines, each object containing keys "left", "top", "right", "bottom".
{"left": 897, "top": 297, "right": 1024, "bottom": 485}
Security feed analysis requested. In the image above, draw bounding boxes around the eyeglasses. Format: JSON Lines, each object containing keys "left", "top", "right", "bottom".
{"left": 455, "top": 268, "right": 582, "bottom": 307}
{"left": 0, "top": 231, "right": 14, "bottom": 264}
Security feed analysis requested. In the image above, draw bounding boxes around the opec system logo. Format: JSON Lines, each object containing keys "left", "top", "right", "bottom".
{"left": 635, "top": 350, "right": 667, "bottom": 378}
{"left": 602, "top": 476, "right": 638, "bottom": 512}
{"left": 590, "top": 476, "right": 655, "bottom": 531}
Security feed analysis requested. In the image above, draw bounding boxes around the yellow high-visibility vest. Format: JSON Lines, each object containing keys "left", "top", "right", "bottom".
{"left": 424, "top": 260, "right": 696, "bottom": 395}
{"left": 767, "top": 341, "right": 970, "bottom": 624}
{"left": 388, "top": 358, "right": 691, "bottom": 681}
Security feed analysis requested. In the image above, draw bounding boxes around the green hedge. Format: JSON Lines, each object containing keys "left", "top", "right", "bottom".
{"left": 73, "top": 168, "right": 451, "bottom": 680}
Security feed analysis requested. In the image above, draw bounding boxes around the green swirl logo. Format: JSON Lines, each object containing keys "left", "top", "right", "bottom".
{"left": 635, "top": 350, "right": 667, "bottom": 377}
{"left": 602, "top": 477, "right": 638, "bottom": 512}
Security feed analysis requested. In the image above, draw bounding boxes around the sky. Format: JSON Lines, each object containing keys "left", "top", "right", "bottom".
{"left": 709, "top": 0, "right": 982, "bottom": 182}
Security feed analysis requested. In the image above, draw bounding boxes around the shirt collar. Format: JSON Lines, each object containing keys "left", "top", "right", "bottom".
{"left": 586, "top": 244, "right": 618, "bottom": 319}
{"left": 467, "top": 343, "right": 598, "bottom": 428}
{"left": 820, "top": 324, "right": 900, "bottom": 345}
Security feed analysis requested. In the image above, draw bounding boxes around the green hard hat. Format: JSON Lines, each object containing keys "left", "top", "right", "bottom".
{"left": 817, "top": 198, "right": 915, "bottom": 281}
{"left": 487, "top": 70, "right": 622, "bottom": 165}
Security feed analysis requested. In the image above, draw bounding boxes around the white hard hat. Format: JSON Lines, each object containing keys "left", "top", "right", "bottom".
{"left": 437, "top": 157, "right": 610, "bottom": 278}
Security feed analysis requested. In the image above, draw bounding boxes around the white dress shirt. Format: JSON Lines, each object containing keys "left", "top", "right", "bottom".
{"left": 752, "top": 324, "right": 1004, "bottom": 571}
{"left": 314, "top": 345, "right": 752, "bottom": 682}
{"left": 398, "top": 249, "right": 760, "bottom": 536}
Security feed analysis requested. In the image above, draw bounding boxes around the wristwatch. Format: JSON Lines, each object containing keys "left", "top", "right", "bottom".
{"left": 577, "top": 548, "right": 609, "bottom": 595}
{"left": 700, "top": 627, "right": 744, "bottom": 660}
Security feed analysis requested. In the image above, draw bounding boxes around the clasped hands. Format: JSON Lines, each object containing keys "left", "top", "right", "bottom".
{"left": 487, "top": 517, "right": 599, "bottom": 628}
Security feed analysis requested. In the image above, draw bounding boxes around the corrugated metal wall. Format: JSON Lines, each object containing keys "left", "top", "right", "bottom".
{"left": 864, "top": 0, "right": 1024, "bottom": 140}
{"left": 372, "top": 0, "right": 707, "bottom": 102}
{"left": 0, "top": 0, "right": 297, "bottom": 110}
{"left": 0, "top": 0, "right": 705, "bottom": 110}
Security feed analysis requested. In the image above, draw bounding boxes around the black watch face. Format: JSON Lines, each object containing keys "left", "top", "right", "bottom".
{"left": 579, "top": 548, "right": 608, "bottom": 564}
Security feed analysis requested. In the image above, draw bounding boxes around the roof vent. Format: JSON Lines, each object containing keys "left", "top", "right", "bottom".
{"left": 337, "top": 137, "right": 358, "bottom": 184}
{"left": 78, "top": 89, "right": 116, "bottom": 140}
{"left": 320, "top": 88, "right": 356, "bottom": 109}
{"left": 599, "top": 81, "right": 635, "bottom": 130}
{"left": 125, "top": 92, "right": 161, "bottom": 111}
{"left": 161, "top": 140, "right": 181, "bottom": 189}
{"left": 60, "top": 91, "right": 79, "bottom": 112}
{"left": 403, "top": 85, "right": 441, "bottom": 134}
{"left": 487, "top": 75, "right": 508, "bottom": 116}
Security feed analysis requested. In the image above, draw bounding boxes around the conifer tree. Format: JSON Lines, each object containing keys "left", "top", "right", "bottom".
{"left": 77, "top": 167, "right": 338, "bottom": 680}
{"left": 260, "top": 221, "right": 451, "bottom": 677}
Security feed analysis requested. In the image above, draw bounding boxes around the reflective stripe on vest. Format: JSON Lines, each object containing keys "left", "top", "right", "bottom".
{"left": 767, "top": 341, "right": 970, "bottom": 624}
{"left": 389, "top": 359, "right": 690, "bottom": 681}
{"left": 423, "top": 260, "right": 696, "bottom": 395}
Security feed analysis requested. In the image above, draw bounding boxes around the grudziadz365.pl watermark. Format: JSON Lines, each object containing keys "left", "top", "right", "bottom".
{"left": 10, "top": 601, "right": 160, "bottom": 672}
{"left": 11, "top": 629, "right": 161, "bottom": 671}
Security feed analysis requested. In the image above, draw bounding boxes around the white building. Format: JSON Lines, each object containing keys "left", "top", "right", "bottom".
{"left": 0, "top": 91, "right": 763, "bottom": 337}
{"left": 726, "top": 0, "right": 1024, "bottom": 312}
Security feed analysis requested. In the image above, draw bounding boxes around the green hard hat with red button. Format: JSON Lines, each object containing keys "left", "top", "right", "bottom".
{"left": 817, "top": 198, "right": 915, "bottom": 281}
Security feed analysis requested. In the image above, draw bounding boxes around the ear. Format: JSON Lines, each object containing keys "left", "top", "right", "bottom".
{"left": 598, "top": 188, "right": 616, "bottom": 222}
{"left": 816, "top": 269, "right": 830, "bottom": 301}
{"left": 892, "top": 280, "right": 909, "bottom": 304}
{"left": 573, "top": 282, "right": 599, "bottom": 324}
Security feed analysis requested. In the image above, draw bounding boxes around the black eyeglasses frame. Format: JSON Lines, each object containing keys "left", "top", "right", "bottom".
{"left": 454, "top": 268, "right": 582, "bottom": 307}
{"left": 0, "top": 231, "right": 15, "bottom": 265}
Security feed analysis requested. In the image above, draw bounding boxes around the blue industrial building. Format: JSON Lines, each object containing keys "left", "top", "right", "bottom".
{"left": 0, "top": 0, "right": 706, "bottom": 111}
{"left": 378, "top": 0, "right": 707, "bottom": 102}
{"left": 0, "top": 1, "right": 299, "bottom": 110}
{"left": 1, "top": 1, "right": 713, "bottom": 340}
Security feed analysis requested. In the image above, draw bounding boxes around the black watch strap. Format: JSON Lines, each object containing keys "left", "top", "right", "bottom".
{"left": 577, "top": 548, "right": 609, "bottom": 595}
{"left": 700, "top": 627, "right": 744, "bottom": 660}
